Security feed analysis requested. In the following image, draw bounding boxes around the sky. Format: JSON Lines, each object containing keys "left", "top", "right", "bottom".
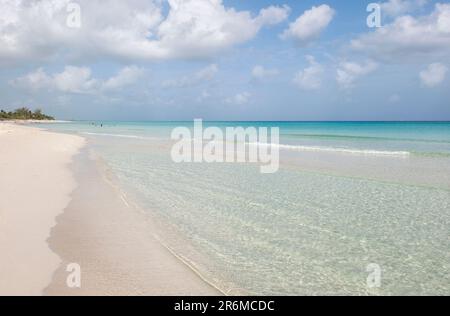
{"left": 0, "top": 0, "right": 449, "bottom": 121}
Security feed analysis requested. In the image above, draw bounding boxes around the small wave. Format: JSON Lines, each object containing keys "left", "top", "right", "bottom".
{"left": 252, "top": 142, "right": 411, "bottom": 157}
{"left": 186, "top": 139, "right": 412, "bottom": 157}
{"left": 81, "top": 132, "right": 153, "bottom": 140}
{"left": 82, "top": 133, "right": 412, "bottom": 157}
{"left": 284, "top": 133, "right": 450, "bottom": 144}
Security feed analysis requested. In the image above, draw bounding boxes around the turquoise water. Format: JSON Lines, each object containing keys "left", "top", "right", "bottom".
{"left": 44, "top": 121, "right": 450, "bottom": 156}
{"left": 39, "top": 121, "right": 450, "bottom": 295}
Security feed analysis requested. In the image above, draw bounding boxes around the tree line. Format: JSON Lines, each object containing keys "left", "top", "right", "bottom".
{"left": 0, "top": 107, "right": 54, "bottom": 121}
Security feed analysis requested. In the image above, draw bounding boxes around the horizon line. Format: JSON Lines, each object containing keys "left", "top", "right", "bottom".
{"left": 58, "top": 120, "right": 450, "bottom": 123}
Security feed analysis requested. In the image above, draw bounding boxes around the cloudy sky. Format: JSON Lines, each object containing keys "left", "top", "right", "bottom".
{"left": 1, "top": 0, "right": 449, "bottom": 120}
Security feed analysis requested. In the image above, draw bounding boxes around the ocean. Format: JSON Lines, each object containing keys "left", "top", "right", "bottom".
{"left": 38, "top": 121, "right": 450, "bottom": 295}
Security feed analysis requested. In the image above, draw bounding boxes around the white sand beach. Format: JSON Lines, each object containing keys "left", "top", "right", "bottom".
{"left": 0, "top": 123, "right": 220, "bottom": 296}
{"left": 0, "top": 123, "right": 84, "bottom": 295}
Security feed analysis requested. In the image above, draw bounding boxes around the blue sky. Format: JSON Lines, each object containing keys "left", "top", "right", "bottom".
{"left": 1, "top": 0, "right": 449, "bottom": 120}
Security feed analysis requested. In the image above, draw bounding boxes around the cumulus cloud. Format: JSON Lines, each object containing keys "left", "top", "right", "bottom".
{"left": 52, "top": 66, "right": 98, "bottom": 94}
{"left": 0, "top": 0, "right": 290, "bottom": 65}
{"left": 226, "top": 92, "right": 251, "bottom": 105}
{"left": 352, "top": 3, "right": 450, "bottom": 62}
{"left": 281, "top": 4, "right": 335, "bottom": 45}
{"left": 12, "top": 66, "right": 143, "bottom": 94}
{"left": 255, "top": 5, "right": 291, "bottom": 25}
{"left": 380, "top": 0, "right": 429, "bottom": 18}
{"left": 0, "top": 0, "right": 163, "bottom": 64}
{"left": 419, "top": 63, "right": 448, "bottom": 87}
{"left": 102, "top": 66, "right": 144, "bottom": 91}
{"left": 163, "top": 64, "right": 218, "bottom": 88}
{"left": 336, "top": 60, "right": 378, "bottom": 89}
{"left": 293, "top": 56, "right": 324, "bottom": 90}
{"left": 11, "top": 68, "right": 53, "bottom": 91}
{"left": 252, "top": 65, "right": 279, "bottom": 80}
{"left": 195, "top": 64, "right": 219, "bottom": 81}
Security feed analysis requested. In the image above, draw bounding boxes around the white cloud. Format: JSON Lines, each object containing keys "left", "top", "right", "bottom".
{"left": 336, "top": 60, "right": 378, "bottom": 89}
{"left": 352, "top": 3, "right": 450, "bottom": 62}
{"left": 380, "top": 0, "right": 429, "bottom": 18}
{"left": 102, "top": 66, "right": 144, "bottom": 91}
{"left": 256, "top": 5, "right": 290, "bottom": 26}
{"left": 12, "top": 66, "right": 143, "bottom": 94}
{"left": 252, "top": 65, "right": 279, "bottom": 80}
{"left": 195, "top": 64, "right": 219, "bottom": 81}
{"left": 163, "top": 64, "right": 218, "bottom": 88}
{"left": 281, "top": 4, "right": 335, "bottom": 45}
{"left": 52, "top": 66, "right": 98, "bottom": 94}
{"left": 293, "top": 56, "right": 324, "bottom": 90}
{"left": 11, "top": 68, "right": 52, "bottom": 91}
{"left": 0, "top": 0, "right": 163, "bottom": 64}
{"left": 420, "top": 63, "right": 448, "bottom": 87}
{"left": 226, "top": 92, "right": 251, "bottom": 105}
{"left": 0, "top": 0, "right": 290, "bottom": 65}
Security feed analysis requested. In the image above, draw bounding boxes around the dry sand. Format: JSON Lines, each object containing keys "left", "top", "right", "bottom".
{"left": 0, "top": 123, "right": 220, "bottom": 296}
{"left": 0, "top": 123, "right": 84, "bottom": 295}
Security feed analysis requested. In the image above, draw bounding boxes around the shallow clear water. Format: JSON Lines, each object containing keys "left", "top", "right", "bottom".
{"left": 39, "top": 121, "right": 450, "bottom": 295}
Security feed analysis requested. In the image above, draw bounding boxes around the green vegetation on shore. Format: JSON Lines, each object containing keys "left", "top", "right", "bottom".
{"left": 0, "top": 107, "right": 54, "bottom": 121}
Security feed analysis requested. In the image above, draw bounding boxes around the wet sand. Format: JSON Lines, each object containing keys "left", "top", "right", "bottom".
{"left": 44, "top": 147, "right": 221, "bottom": 296}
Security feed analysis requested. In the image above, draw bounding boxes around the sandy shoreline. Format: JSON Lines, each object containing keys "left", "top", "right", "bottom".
{"left": 0, "top": 119, "right": 71, "bottom": 124}
{"left": 0, "top": 123, "right": 84, "bottom": 295}
{"left": 0, "top": 123, "right": 220, "bottom": 296}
